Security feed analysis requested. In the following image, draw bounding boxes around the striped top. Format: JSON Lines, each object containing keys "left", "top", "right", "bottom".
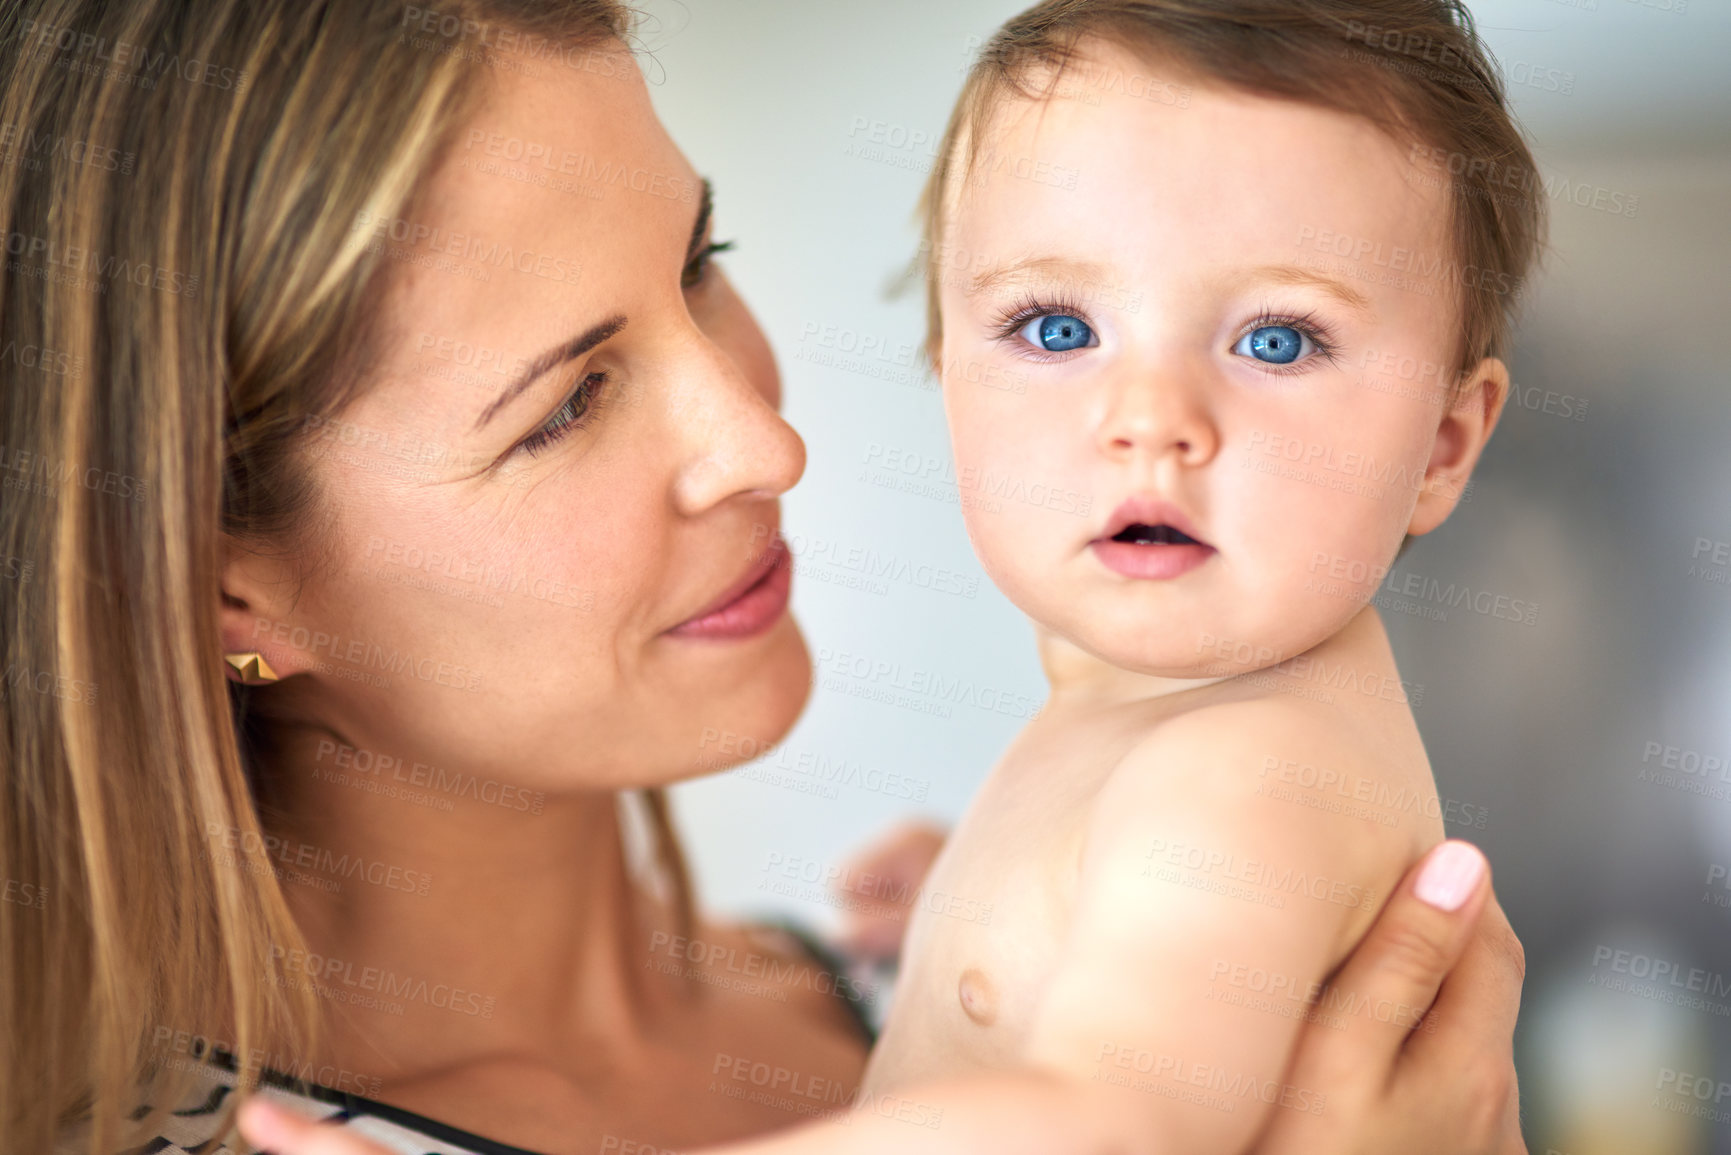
{"left": 49, "top": 1055, "right": 529, "bottom": 1155}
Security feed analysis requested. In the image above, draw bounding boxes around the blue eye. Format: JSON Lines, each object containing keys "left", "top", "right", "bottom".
{"left": 1017, "top": 313, "right": 1096, "bottom": 353}
{"left": 1233, "top": 325, "right": 1313, "bottom": 365}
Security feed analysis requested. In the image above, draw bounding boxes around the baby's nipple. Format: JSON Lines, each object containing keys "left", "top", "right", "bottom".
{"left": 957, "top": 967, "right": 998, "bottom": 1026}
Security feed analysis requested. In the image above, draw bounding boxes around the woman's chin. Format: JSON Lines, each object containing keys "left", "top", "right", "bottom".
{"left": 657, "top": 617, "right": 813, "bottom": 786}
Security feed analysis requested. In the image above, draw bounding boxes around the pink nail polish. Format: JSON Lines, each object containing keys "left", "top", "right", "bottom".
{"left": 1414, "top": 841, "right": 1486, "bottom": 911}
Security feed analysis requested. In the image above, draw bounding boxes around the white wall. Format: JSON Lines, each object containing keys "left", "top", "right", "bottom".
{"left": 646, "top": 0, "right": 1035, "bottom": 931}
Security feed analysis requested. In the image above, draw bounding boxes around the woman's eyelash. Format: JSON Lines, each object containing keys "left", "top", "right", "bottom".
{"left": 683, "top": 239, "right": 734, "bottom": 288}
{"left": 515, "top": 237, "right": 731, "bottom": 460}
{"left": 519, "top": 371, "right": 609, "bottom": 457}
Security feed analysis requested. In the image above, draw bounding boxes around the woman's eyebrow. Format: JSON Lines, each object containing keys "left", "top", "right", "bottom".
{"left": 471, "top": 180, "right": 709, "bottom": 434}
{"left": 472, "top": 314, "right": 628, "bottom": 432}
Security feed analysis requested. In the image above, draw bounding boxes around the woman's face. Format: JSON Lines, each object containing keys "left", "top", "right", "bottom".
{"left": 231, "top": 45, "right": 810, "bottom": 792}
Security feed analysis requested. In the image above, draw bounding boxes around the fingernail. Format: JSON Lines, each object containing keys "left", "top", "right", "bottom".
{"left": 1414, "top": 840, "right": 1486, "bottom": 911}
{"left": 238, "top": 1098, "right": 297, "bottom": 1148}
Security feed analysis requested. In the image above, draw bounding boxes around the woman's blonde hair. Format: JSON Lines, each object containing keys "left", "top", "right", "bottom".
{"left": 0, "top": 2, "right": 696, "bottom": 1151}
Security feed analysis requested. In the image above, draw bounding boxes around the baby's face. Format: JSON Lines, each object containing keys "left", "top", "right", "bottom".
{"left": 938, "top": 45, "right": 1495, "bottom": 677}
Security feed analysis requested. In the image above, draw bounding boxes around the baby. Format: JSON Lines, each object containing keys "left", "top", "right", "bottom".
{"left": 846, "top": 1, "right": 1543, "bottom": 1151}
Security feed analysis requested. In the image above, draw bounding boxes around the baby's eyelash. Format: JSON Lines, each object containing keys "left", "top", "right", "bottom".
{"left": 1236, "top": 308, "right": 1342, "bottom": 374}
{"left": 989, "top": 292, "right": 1094, "bottom": 342}
{"left": 519, "top": 371, "right": 609, "bottom": 457}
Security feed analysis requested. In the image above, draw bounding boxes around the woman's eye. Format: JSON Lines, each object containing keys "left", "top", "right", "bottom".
{"left": 683, "top": 240, "right": 734, "bottom": 289}
{"left": 1233, "top": 324, "right": 1314, "bottom": 365}
{"left": 519, "top": 373, "right": 605, "bottom": 457}
{"left": 1016, "top": 313, "right": 1096, "bottom": 353}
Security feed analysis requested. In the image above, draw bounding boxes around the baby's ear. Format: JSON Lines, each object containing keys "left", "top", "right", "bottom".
{"left": 1407, "top": 356, "right": 1509, "bottom": 538}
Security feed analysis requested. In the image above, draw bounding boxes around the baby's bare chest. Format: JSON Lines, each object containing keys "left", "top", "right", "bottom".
{"left": 863, "top": 687, "right": 1438, "bottom": 1095}
{"left": 864, "top": 743, "right": 1117, "bottom": 1090}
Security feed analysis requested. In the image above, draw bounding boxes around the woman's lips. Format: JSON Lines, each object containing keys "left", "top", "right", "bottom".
{"left": 667, "top": 536, "right": 792, "bottom": 640}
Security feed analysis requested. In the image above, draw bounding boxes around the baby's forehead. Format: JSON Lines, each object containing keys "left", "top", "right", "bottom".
{"left": 949, "top": 75, "right": 1454, "bottom": 271}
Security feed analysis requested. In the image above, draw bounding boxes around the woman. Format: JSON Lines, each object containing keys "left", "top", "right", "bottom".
{"left": 0, "top": 0, "right": 1526, "bottom": 1152}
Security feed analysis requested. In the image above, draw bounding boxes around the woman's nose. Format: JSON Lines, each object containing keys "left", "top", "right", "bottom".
{"left": 665, "top": 336, "right": 806, "bottom": 516}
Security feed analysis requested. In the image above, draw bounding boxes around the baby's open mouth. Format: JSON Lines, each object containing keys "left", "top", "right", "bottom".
{"left": 1110, "top": 523, "right": 1202, "bottom": 547}
{"left": 1092, "top": 500, "right": 1215, "bottom": 580}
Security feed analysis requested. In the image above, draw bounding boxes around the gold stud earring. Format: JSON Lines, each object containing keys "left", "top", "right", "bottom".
{"left": 223, "top": 652, "right": 280, "bottom": 685}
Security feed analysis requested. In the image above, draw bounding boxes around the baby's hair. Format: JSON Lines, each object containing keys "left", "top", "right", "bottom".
{"left": 920, "top": 0, "right": 1548, "bottom": 392}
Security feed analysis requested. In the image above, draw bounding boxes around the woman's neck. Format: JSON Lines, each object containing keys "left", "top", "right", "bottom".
{"left": 251, "top": 717, "right": 670, "bottom": 1080}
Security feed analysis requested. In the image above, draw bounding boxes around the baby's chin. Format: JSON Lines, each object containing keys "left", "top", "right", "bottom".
{"left": 1024, "top": 596, "right": 1219, "bottom": 675}
{"left": 985, "top": 546, "right": 1367, "bottom": 678}
{"left": 1033, "top": 594, "right": 1355, "bottom": 681}
{"left": 1074, "top": 630, "right": 1243, "bottom": 680}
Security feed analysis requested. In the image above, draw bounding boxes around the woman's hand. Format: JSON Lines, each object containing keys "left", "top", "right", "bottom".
{"left": 236, "top": 1099, "right": 394, "bottom": 1155}
{"left": 1249, "top": 840, "right": 1528, "bottom": 1155}
{"left": 832, "top": 820, "right": 949, "bottom": 963}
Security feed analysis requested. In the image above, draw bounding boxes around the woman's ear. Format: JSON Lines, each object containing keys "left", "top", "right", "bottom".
{"left": 219, "top": 535, "right": 317, "bottom": 683}
{"left": 1407, "top": 356, "right": 1509, "bottom": 538}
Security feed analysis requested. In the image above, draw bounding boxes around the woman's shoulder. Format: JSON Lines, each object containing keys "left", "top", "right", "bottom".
{"left": 62, "top": 1058, "right": 542, "bottom": 1155}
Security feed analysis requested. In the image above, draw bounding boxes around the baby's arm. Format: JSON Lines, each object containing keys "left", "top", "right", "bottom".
{"left": 1013, "top": 698, "right": 1408, "bottom": 1152}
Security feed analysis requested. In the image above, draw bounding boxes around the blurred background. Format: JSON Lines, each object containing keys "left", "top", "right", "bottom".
{"left": 637, "top": 1, "right": 1731, "bottom": 1150}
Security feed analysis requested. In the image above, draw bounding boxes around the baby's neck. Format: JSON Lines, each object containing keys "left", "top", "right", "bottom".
{"left": 1037, "top": 633, "right": 1230, "bottom": 708}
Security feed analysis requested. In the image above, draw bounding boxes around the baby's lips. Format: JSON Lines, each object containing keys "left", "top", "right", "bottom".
{"left": 1096, "top": 494, "right": 1209, "bottom": 545}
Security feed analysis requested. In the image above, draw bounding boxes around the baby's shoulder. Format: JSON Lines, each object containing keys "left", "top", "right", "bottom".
{"left": 1113, "top": 693, "right": 1363, "bottom": 799}
{"left": 1089, "top": 694, "right": 1417, "bottom": 886}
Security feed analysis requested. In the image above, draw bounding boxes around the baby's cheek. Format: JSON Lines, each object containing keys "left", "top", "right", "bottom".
{"left": 1270, "top": 514, "right": 1401, "bottom": 652}
{"left": 960, "top": 499, "right": 1031, "bottom": 589}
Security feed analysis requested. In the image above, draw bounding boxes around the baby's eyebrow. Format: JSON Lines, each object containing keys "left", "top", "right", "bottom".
{"left": 967, "top": 255, "right": 1112, "bottom": 296}
{"left": 1238, "top": 264, "right": 1375, "bottom": 319}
